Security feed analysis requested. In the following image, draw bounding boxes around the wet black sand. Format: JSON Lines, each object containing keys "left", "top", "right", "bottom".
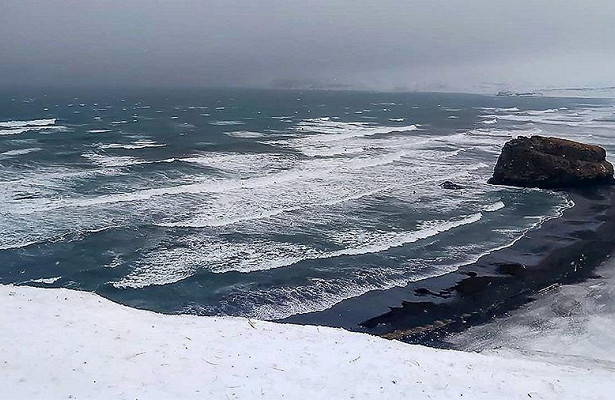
{"left": 282, "top": 186, "right": 615, "bottom": 346}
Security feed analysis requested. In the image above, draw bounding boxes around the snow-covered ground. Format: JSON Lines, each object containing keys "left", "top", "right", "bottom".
{"left": 449, "top": 256, "right": 615, "bottom": 374}
{"left": 1, "top": 283, "right": 613, "bottom": 400}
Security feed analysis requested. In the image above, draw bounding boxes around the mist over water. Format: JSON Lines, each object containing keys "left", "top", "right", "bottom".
{"left": 0, "top": 88, "right": 614, "bottom": 319}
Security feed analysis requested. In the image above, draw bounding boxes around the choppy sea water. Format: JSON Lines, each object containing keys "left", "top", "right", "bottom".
{"left": 1, "top": 89, "right": 614, "bottom": 320}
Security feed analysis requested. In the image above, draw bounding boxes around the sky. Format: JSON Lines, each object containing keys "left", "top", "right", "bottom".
{"left": 1, "top": 0, "right": 615, "bottom": 92}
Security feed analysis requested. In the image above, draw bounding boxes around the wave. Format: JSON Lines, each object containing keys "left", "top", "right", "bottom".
{"left": 239, "top": 194, "right": 566, "bottom": 319}
{"left": 477, "top": 107, "right": 519, "bottom": 112}
{"left": 81, "top": 152, "right": 175, "bottom": 168}
{"left": 18, "top": 131, "right": 487, "bottom": 217}
{"left": 267, "top": 119, "right": 421, "bottom": 157}
{"left": 97, "top": 140, "right": 166, "bottom": 150}
{"left": 113, "top": 212, "right": 483, "bottom": 291}
{"left": 224, "top": 131, "right": 266, "bottom": 138}
{"left": 0, "top": 128, "right": 34, "bottom": 136}
{"left": 88, "top": 129, "right": 113, "bottom": 134}
{"left": 0, "top": 118, "right": 64, "bottom": 136}
{"left": 29, "top": 277, "right": 61, "bottom": 284}
{"left": 209, "top": 120, "right": 245, "bottom": 126}
{"left": 1, "top": 148, "right": 42, "bottom": 157}
{"left": 479, "top": 104, "right": 615, "bottom": 131}
{"left": 63, "top": 150, "right": 410, "bottom": 208}
{"left": 484, "top": 201, "right": 505, "bottom": 212}
{"left": 0, "top": 118, "right": 56, "bottom": 128}
{"left": 150, "top": 156, "right": 486, "bottom": 233}
{"left": 160, "top": 186, "right": 388, "bottom": 228}
{"left": 295, "top": 118, "right": 419, "bottom": 138}
{"left": 212, "top": 262, "right": 468, "bottom": 320}
{"left": 324, "top": 213, "right": 482, "bottom": 259}
{"left": 199, "top": 270, "right": 415, "bottom": 320}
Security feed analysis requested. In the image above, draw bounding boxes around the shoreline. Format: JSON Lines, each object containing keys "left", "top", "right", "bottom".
{"left": 283, "top": 186, "right": 615, "bottom": 345}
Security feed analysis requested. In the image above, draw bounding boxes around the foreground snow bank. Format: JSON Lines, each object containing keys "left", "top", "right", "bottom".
{"left": 1, "top": 284, "right": 612, "bottom": 399}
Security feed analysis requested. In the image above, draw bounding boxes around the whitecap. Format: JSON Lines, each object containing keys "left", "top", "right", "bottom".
{"left": 484, "top": 201, "right": 505, "bottom": 212}
{"left": 98, "top": 140, "right": 166, "bottom": 150}
{"left": 224, "top": 131, "right": 266, "bottom": 138}
{"left": 30, "top": 276, "right": 61, "bottom": 284}
{"left": 322, "top": 213, "right": 482, "bottom": 260}
{"left": 160, "top": 186, "right": 387, "bottom": 228}
{"left": 114, "top": 213, "right": 483, "bottom": 290}
{"left": 0, "top": 148, "right": 42, "bottom": 157}
{"left": 0, "top": 118, "right": 56, "bottom": 128}
{"left": 81, "top": 152, "right": 174, "bottom": 168}
{"left": 209, "top": 120, "right": 245, "bottom": 126}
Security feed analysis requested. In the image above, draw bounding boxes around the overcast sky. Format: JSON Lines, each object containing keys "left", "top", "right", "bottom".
{"left": 1, "top": 0, "right": 614, "bottom": 92}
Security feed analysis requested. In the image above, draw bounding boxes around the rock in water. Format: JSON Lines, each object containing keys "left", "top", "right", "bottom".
{"left": 440, "top": 181, "right": 464, "bottom": 190}
{"left": 488, "top": 136, "right": 614, "bottom": 188}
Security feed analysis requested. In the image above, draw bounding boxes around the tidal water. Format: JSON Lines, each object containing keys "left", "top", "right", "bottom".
{"left": 1, "top": 88, "right": 614, "bottom": 320}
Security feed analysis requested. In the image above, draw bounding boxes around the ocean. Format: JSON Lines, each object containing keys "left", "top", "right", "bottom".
{"left": 1, "top": 88, "right": 614, "bottom": 321}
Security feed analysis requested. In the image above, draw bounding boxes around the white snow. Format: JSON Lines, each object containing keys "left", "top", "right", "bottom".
{"left": 450, "top": 257, "right": 615, "bottom": 373}
{"left": 1, "top": 284, "right": 613, "bottom": 399}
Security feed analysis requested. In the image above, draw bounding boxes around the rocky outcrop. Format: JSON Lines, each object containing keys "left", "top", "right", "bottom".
{"left": 488, "top": 136, "right": 615, "bottom": 188}
{"left": 440, "top": 181, "right": 464, "bottom": 190}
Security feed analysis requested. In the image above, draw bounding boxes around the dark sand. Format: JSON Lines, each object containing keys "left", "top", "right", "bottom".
{"left": 283, "top": 186, "right": 615, "bottom": 346}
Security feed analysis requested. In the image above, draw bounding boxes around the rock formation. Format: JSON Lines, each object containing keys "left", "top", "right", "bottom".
{"left": 440, "top": 181, "right": 464, "bottom": 190}
{"left": 488, "top": 136, "right": 614, "bottom": 188}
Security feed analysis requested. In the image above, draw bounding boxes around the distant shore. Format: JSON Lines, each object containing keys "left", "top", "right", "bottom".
{"left": 284, "top": 186, "right": 615, "bottom": 345}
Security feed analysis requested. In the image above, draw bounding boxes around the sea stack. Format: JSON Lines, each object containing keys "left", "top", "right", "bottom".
{"left": 488, "top": 136, "right": 615, "bottom": 188}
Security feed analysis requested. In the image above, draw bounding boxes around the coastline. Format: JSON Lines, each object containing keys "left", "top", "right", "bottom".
{"left": 447, "top": 250, "right": 615, "bottom": 368}
{"left": 283, "top": 186, "right": 615, "bottom": 345}
{"left": 3, "top": 188, "right": 615, "bottom": 399}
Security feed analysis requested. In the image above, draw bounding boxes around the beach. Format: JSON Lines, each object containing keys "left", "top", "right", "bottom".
{"left": 286, "top": 186, "right": 615, "bottom": 345}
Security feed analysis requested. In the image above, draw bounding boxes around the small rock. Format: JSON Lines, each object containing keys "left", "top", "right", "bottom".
{"left": 440, "top": 181, "right": 464, "bottom": 190}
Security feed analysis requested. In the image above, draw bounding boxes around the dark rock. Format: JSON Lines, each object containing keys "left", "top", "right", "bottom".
{"left": 488, "top": 136, "right": 615, "bottom": 188}
{"left": 415, "top": 287, "right": 449, "bottom": 298}
{"left": 496, "top": 263, "right": 527, "bottom": 278}
{"left": 452, "top": 276, "right": 495, "bottom": 297}
{"left": 440, "top": 180, "right": 464, "bottom": 190}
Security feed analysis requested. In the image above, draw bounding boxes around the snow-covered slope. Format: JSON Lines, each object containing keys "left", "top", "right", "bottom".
{"left": 1, "top": 284, "right": 612, "bottom": 399}
{"left": 450, "top": 258, "right": 615, "bottom": 373}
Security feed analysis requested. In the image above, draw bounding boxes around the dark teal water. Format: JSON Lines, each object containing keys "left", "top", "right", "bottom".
{"left": 1, "top": 88, "right": 613, "bottom": 319}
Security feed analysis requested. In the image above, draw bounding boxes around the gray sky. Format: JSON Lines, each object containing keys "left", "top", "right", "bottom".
{"left": 2, "top": 0, "right": 614, "bottom": 92}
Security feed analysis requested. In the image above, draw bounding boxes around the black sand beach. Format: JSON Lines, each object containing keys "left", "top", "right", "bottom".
{"left": 283, "top": 186, "right": 615, "bottom": 345}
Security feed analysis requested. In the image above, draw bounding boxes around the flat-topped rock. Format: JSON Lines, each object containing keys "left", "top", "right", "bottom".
{"left": 488, "top": 136, "right": 615, "bottom": 188}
